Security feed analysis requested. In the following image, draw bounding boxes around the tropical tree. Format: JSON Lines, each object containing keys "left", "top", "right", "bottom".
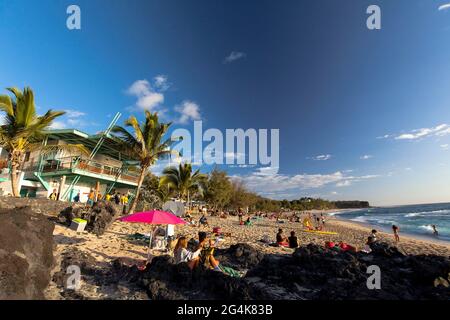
{"left": 204, "top": 168, "right": 233, "bottom": 210}
{"left": 159, "top": 163, "right": 206, "bottom": 208}
{"left": 112, "top": 111, "right": 179, "bottom": 213}
{"left": 0, "top": 87, "right": 69, "bottom": 196}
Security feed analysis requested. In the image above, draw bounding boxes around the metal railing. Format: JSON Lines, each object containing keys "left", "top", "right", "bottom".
{"left": 39, "top": 156, "right": 140, "bottom": 183}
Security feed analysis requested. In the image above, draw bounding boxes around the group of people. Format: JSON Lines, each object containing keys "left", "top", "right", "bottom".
{"left": 49, "top": 187, "right": 130, "bottom": 208}
{"left": 302, "top": 213, "right": 326, "bottom": 231}
{"left": 276, "top": 228, "right": 299, "bottom": 248}
{"left": 172, "top": 231, "right": 222, "bottom": 272}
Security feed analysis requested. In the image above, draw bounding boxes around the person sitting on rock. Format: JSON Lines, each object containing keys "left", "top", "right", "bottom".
{"left": 371, "top": 229, "right": 378, "bottom": 241}
{"left": 244, "top": 217, "right": 252, "bottom": 226}
{"left": 288, "top": 231, "right": 298, "bottom": 248}
{"left": 173, "top": 236, "right": 202, "bottom": 269}
{"left": 361, "top": 236, "right": 375, "bottom": 253}
{"left": 276, "top": 228, "right": 289, "bottom": 247}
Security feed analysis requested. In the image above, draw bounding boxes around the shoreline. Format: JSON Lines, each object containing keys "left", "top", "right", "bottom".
{"left": 331, "top": 215, "right": 450, "bottom": 250}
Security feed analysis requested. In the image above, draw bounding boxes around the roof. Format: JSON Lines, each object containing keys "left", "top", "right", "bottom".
{"left": 42, "top": 129, "right": 138, "bottom": 162}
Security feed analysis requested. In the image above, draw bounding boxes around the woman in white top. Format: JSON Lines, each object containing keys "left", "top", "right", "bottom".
{"left": 173, "top": 236, "right": 202, "bottom": 269}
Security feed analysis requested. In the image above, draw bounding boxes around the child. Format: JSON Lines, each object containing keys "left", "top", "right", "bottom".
{"left": 392, "top": 225, "right": 400, "bottom": 242}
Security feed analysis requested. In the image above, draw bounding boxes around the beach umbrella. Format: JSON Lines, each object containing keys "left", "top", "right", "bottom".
{"left": 118, "top": 210, "right": 186, "bottom": 256}
{"left": 119, "top": 209, "right": 187, "bottom": 225}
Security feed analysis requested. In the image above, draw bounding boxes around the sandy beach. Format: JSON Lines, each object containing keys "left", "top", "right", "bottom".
{"left": 43, "top": 209, "right": 450, "bottom": 299}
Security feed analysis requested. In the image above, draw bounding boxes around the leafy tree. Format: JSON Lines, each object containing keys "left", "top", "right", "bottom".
{"left": 0, "top": 87, "right": 87, "bottom": 196}
{"left": 204, "top": 168, "right": 233, "bottom": 210}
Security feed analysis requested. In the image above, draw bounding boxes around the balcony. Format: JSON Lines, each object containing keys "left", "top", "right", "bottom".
{"left": 37, "top": 156, "right": 140, "bottom": 185}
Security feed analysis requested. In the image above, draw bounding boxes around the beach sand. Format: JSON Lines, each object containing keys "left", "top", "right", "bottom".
{"left": 46, "top": 210, "right": 450, "bottom": 299}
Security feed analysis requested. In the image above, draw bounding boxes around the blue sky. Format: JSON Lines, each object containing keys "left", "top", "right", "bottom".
{"left": 1, "top": 0, "right": 450, "bottom": 206}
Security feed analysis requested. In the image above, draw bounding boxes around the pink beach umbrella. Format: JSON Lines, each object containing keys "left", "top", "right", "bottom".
{"left": 118, "top": 210, "right": 186, "bottom": 257}
{"left": 119, "top": 210, "right": 187, "bottom": 225}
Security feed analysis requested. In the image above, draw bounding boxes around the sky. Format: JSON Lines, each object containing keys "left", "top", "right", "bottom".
{"left": 0, "top": 0, "right": 450, "bottom": 206}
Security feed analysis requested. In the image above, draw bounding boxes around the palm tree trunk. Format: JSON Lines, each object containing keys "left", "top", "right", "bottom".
{"left": 9, "top": 150, "right": 22, "bottom": 197}
{"left": 128, "top": 167, "right": 147, "bottom": 214}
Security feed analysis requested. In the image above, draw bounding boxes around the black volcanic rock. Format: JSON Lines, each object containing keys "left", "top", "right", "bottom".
{"left": 0, "top": 207, "right": 55, "bottom": 299}
{"left": 112, "top": 242, "right": 450, "bottom": 300}
{"left": 57, "top": 201, "right": 117, "bottom": 235}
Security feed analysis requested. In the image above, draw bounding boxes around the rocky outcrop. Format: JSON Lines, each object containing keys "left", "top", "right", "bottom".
{"left": 0, "top": 206, "right": 55, "bottom": 299}
{"left": 58, "top": 201, "right": 117, "bottom": 235}
{"left": 111, "top": 242, "right": 450, "bottom": 300}
{"left": 0, "top": 197, "right": 71, "bottom": 216}
{"left": 245, "top": 242, "right": 450, "bottom": 300}
{"left": 215, "top": 243, "right": 265, "bottom": 270}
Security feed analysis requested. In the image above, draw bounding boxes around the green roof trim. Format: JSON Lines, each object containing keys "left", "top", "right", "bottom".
{"left": 41, "top": 129, "right": 138, "bottom": 162}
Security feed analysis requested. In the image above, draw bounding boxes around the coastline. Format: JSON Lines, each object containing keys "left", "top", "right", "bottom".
{"left": 331, "top": 214, "right": 450, "bottom": 250}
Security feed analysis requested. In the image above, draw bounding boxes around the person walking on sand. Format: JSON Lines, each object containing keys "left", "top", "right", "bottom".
{"left": 392, "top": 225, "right": 400, "bottom": 242}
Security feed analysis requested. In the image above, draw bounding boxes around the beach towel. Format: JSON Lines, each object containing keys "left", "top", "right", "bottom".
{"left": 127, "top": 233, "right": 150, "bottom": 241}
{"left": 218, "top": 265, "right": 242, "bottom": 278}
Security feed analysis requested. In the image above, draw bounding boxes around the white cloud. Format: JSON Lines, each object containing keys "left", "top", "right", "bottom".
{"left": 49, "top": 121, "right": 67, "bottom": 129}
{"left": 360, "top": 154, "right": 373, "bottom": 160}
{"left": 127, "top": 79, "right": 164, "bottom": 111}
{"left": 64, "top": 110, "right": 86, "bottom": 118}
{"left": 388, "top": 124, "right": 450, "bottom": 140}
{"left": 231, "top": 170, "right": 378, "bottom": 199}
{"left": 175, "top": 100, "right": 201, "bottom": 124}
{"left": 336, "top": 180, "right": 351, "bottom": 187}
{"left": 154, "top": 75, "right": 170, "bottom": 91}
{"left": 438, "top": 3, "right": 450, "bottom": 11}
{"left": 311, "top": 154, "right": 332, "bottom": 161}
{"left": 441, "top": 144, "right": 449, "bottom": 150}
{"left": 223, "top": 51, "right": 246, "bottom": 64}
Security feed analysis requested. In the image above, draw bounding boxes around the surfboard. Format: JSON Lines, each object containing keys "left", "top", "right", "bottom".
{"left": 302, "top": 229, "right": 338, "bottom": 235}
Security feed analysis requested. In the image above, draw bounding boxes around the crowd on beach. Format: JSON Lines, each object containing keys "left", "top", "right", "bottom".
{"left": 156, "top": 207, "right": 413, "bottom": 277}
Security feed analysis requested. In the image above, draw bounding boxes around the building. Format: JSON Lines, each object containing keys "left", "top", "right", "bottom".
{"left": 0, "top": 128, "right": 140, "bottom": 202}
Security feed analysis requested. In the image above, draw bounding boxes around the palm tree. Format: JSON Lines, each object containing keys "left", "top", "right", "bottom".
{"left": 0, "top": 87, "right": 69, "bottom": 196}
{"left": 112, "top": 111, "right": 179, "bottom": 213}
{"left": 159, "top": 163, "right": 207, "bottom": 209}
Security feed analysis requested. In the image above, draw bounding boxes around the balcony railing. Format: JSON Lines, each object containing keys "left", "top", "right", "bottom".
{"left": 39, "top": 156, "right": 140, "bottom": 183}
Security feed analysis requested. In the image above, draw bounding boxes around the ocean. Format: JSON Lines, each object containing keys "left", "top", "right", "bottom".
{"left": 331, "top": 202, "right": 450, "bottom": 243}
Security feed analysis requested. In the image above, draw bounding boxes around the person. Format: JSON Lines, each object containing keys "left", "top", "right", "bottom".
{"left": 276, "top": 228, "right": 289, "bottom": 247}
{"left": 244, "top": 217, "right": 252, "bottom": 226}
{"left": 73, "top": 192, "right": 81, "bottom": 203}
{"left": 238, "top": 208, "right": 243, "bottom": 223}
{"left": 321, "top": 213, "right": 326, "bottom": 226}
{"left": 199, "top": 214, "right": 209, "bottom": 227}
{"left": 371, "top": 229, "right": 378, "bottom": 241}
{"left": 303, "top": 216, "right": 312, "bottom": 230}
{"left": 361, "top": 236, "right": 375, "bottom": 253}
{"left": 315, "top": 216, "right": 322, "bottom": 230}
{"left": 431, "top": 225, "right": 439, "bottom": 236}
{"left": 198, "top": 238, "right": 221, "bottom": 271}
{"left": 87, "top": 189, "right": 95, "bottom": 206}
{"left": 49, "top": 189, "right": 58, "bottom": 201}
{"left": 173, "top": 236, "right": 202, "bottom": 269}
{"left": 288, "top": 231, "right": 298, "bottom": 248}
{"left": 392, "top": 225, "right": 400, "bottom": 242}
{"left": 114, "top": 193, "right": 120, "bottom": 205}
